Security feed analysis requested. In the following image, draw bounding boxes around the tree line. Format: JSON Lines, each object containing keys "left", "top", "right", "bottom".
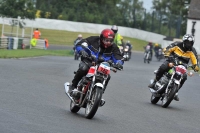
{"left": 0, "top": 0, "right": 191, "bottom": 38}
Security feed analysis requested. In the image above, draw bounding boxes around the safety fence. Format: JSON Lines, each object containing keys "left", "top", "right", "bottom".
{"left": 0, "top": 17, "right": 47, "bottom": 50}
{"left": 0, "top": 36, "right": 46, "bottom": 50}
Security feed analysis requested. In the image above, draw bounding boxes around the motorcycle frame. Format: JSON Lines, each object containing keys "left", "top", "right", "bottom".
{"left": 164, "top": 66, "right": 184, "bottom": 94}
{"left": 76, "top": 63, "right": 109, "bottom": 107}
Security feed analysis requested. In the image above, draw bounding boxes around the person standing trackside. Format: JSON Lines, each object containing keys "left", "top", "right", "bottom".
{"left": 33, "top": 28, "right": 41, "bottom": 39}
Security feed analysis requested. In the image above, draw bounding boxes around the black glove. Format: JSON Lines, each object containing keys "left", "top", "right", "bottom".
{"left": 98, "top": 55, "right": 105, "bottom": 62}
{"left": 80, "top": 50, "right": 88, "bottom": 58}
{"left": 116, "top": 63, "right": 123, "bottom": 70}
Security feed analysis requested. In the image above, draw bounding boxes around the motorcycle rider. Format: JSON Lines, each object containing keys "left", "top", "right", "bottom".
{"left": 73, "top": 34, "right": 83, "bottom": 51}
{"left": 164, "top": 41, "right": 199, "bottom": 65}
{"left": 125, "top": 40, "right": 132, "bottom": 59}
{"left": 144, "top": 42, "right": 153, "bottom": 60}
{"left": 68, "top": 29, "right": 124, "bottom": 97}
{"left": 111, "top": 25, "right": 122, "bottom": 47}
{"left": 148, "top": 34, "right": 199, "bottom": 101}
{"left": 154, "top": 43, "right": 162, "bottom": 58}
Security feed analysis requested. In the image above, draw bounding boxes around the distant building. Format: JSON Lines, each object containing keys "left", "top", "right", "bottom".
{"left": 186, "top": 0, "right": 200, "bottom": 54}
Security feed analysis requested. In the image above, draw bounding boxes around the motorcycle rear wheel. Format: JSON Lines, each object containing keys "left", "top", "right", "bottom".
{"left": 151, "top": 95, "right": 160, "bottom": 104}
{"left": 85, "top": 87, "right": 103, "bottom": 119}
{"left": 70, "top": 100, "right": 80, "bottom": 113}
{"left": 162, "top": 84, "right": 178, "bottom": 108}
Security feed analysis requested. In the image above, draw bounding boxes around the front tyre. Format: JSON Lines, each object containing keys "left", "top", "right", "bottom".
{"left": 85, "top": 87, "right": 103, "bottom": 119}
{"left": 70, "top": 100, "right": 80, "bottom": 113}
{"left": 162, "top": 84, "right": 178, "bottom": 108}
{"left": 151, "top": 94, "right": 160, "bottom": 104}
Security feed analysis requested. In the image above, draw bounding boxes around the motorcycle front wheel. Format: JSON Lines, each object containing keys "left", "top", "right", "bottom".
{"left": 85, "top": 87, "right": 103, "bottom": 119}
{"left": 151, "top": 94, "right": 160, "bottom": 104}
{"left": 162, "top": 84, "right": 178, "bottom": 108}
{"left": 70, "top": 100, "right": 80, "bottom": 113}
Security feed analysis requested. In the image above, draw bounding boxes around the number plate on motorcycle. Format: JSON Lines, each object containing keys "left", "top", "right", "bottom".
{"left": 97, "top": 63, "right": 110, "bottom": 75}
{"left": 88, "top": 66, "right": 95, "bottom": 75}
{"left": 176, "top": 65, "right": 186, "bottom": 74}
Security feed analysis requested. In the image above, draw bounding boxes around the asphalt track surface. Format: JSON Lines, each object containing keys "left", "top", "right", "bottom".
{"left": 0, "top": 51, "right": 200, "bottom": 133}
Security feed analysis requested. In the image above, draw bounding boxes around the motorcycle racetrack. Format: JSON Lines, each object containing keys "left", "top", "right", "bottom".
{"left": 0, "top": 52, "right": 200, "bottom": 133}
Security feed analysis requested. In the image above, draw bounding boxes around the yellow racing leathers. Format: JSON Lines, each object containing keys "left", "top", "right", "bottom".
{"left": 114, "top": 33, "right": 122, "bottom": 47}
{"left": 164, "top": 42, "right": 199, "bottom": 71}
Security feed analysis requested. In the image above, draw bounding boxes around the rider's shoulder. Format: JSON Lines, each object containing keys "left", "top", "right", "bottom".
{"left": 171, "top": 41, "right": 182, "bottom": 46}
{"left": 167, "top": 41, "right": 182, "bottom": 49}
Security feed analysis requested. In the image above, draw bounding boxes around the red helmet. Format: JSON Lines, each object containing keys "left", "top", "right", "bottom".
{"left": 100, "top": 29, "right": 115, "bottom": 48}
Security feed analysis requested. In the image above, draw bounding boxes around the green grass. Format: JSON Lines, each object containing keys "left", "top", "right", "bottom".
{"left": 0, "top": 49, "right": 73, "bottom": 58}
{"left": 0, "top": 23, "right": 150, "bottom": 58}
{"left": 0, "top": 24, "right": 149, "bottom": 51}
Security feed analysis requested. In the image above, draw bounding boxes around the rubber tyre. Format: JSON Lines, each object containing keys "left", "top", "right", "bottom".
{"left": 151, "top": 94, "right": 160, "bottom": 104}
{"left": 162, "top": 84, "right": 178, "bottom": 108}
{"left": 85, "top": 87, "right": 102, "bottom": 119}
{"left": 70, "top": 100, "right": 80, "bottom": 113}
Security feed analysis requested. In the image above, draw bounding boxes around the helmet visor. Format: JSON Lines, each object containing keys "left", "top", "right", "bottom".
{"left": 184, "top": 40, "right": 193, "bottom": 46}
{"left": 103, "top": 38, "right": 113, "bottom": 43}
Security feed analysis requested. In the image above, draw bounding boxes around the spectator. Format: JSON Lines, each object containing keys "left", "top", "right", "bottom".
{"left": 33, "top": 28, "right": 41, "bottom": 39}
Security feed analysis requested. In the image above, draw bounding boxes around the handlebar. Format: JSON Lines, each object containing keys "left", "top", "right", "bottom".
{"left": 80, "top": 44, "right": 122, "bottom": 71}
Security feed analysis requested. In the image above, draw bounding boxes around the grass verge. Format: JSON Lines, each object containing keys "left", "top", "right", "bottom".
{"left": 0, "top": 24, "right": 148, "bottom": 51}
{"left": 0, "top": 49, "right": 73, "bottom": 58}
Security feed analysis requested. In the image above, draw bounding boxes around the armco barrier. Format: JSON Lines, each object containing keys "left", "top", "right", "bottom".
{"left": 0, "top": 37, "right": 8, "bottom": 49}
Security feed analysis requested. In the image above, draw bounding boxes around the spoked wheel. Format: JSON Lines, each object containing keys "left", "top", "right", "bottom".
{"left": 85, "top": 87, "right": 102, "bottom": 119}
{"left": 162, "top": 84, "right": 178, "bottom": 108}
{"left": 144, "top": 53, "right": 147, "bottom": 63}
{"left": 151, "top": 94, "right": 160, "bottom": 104}
{"left": 70, "top": 100, "right": 80, "bottom": 113}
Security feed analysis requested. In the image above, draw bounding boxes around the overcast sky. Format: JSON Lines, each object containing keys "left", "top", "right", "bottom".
{"left": 142, "top": 0, "right": 153, "bottom": 12}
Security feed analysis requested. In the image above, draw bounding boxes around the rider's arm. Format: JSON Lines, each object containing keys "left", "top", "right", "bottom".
{"left": 111, "top": 44, "right": 124, "bottom": 65}
{"left": 192, "top": 47, "right": 199, "bottom": 65}
{"left": 75, "top": 39, "right": 89, "bottom": 54}
{"left": 190, "top": 52, "right": 199, "bottom": 72}
{"left": 164, "top": 46, "right": 176, "bottom": 56}
{"left": 190, "top": 52, "right": 198, "bottom": 66}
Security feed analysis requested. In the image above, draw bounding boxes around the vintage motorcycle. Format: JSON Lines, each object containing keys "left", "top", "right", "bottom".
{"left": 155, "top": 48, "right": 164, "bottom": 61}
{"left": 64, "top": 43, "right": 122, "bottom": 119}
{"left": 149, "top": 57, "right": 194, "bottom": 108}
{"left": 74, "top": 49, "right": 80, "bottom": 60}
{"left": 144, "top": 47, "right": 152, "bottom": 64}
{"left": 123, "top": 45, "right": 130, "bottom": 61}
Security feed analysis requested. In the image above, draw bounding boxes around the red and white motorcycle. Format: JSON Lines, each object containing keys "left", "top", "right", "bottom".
{"left": 64, "top": 43, "right": 122, "bottom": 119}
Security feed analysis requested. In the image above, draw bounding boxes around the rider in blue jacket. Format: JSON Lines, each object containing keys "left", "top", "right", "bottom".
{"left": 68, "top": 29, "right": 124, "bottom": 93}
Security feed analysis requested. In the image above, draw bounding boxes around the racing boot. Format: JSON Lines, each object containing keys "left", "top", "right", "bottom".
{"left": 68, "top": 84, "right": 75, "bottom": 96}
{"left": 173, "top": 92, "right": 179, "bottom": 101}
{"left": 148, "top": 79, "right": 157, "bottom": 90}
{"left": 99, "top": 99, "right": 105, "bottom": 107}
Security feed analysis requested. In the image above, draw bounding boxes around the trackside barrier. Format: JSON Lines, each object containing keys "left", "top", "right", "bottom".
{"left": 30, "top": 39, "right": 46, "bottom": 49}
{"left": 0, "top": 37, "right": 31, "bottom": 49}
{"left": 0, "top": 37, "right": 8, "bottom": 49}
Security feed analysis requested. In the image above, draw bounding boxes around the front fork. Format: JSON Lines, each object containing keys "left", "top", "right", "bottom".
{"left": 165, "top": 73, "right": 182, "bottom": 94}
{"left": 88, "top": 76, "right": 105, "bottom": 100}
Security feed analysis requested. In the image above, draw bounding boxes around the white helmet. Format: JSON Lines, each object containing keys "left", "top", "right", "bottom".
{"left": 182, "top": 34, "right": 194, "bottom": 50}
{"left": 78, "top": 34, "right": 82, "bottom": 38}
{"left": 111, "top": 25, "right": 118, "bottom": 33}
